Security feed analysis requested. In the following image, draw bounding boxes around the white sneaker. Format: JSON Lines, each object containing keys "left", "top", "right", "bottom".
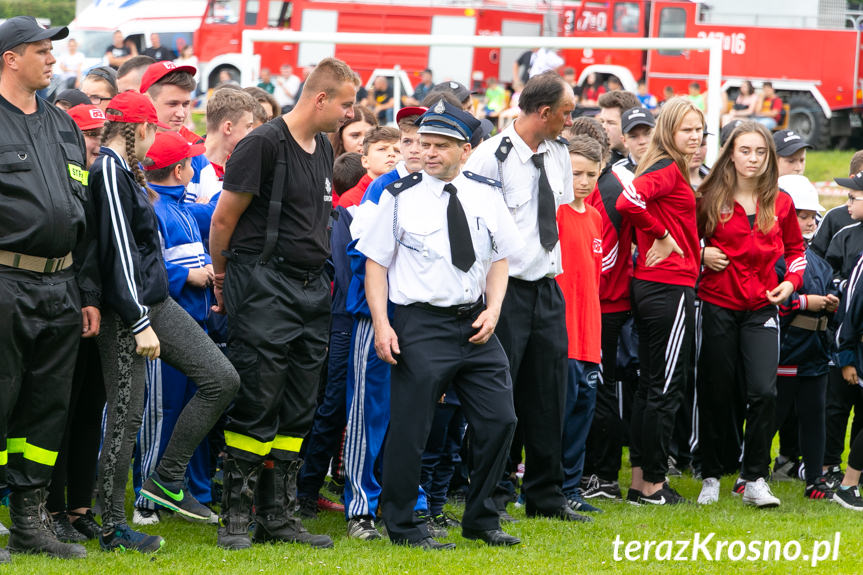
{"left": 742, "top": 477, "right": 781, "bottom": 508}
{"left": 0, "top": 519, "right": 8, "bottom": 536}
{"left": 132, "top": 507, "right": 160, "bottom": 525}
{"left": 697, "top": 477, "right": 720, "bottom": 505}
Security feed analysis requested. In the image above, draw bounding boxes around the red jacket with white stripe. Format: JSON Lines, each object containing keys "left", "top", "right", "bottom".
{"left": 587, "top": 161, "right": 635, "bottom": 312}
{"left": 698, "top": 191, "right": 806, "bottom": 311}
{"left": 615, "top": 158, "right": 700, "bottom": 288}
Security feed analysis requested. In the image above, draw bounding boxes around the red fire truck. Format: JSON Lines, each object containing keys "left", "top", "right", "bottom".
{"left": 193, "top": 0, "right": 862, "bottom": 147}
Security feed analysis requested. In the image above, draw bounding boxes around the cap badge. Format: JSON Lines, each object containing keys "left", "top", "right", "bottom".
{"left": 433, "top": 99, "right": 446, "bottom": 114}
{"left": 449, "top": 82, "right": 458, "bottom": 89}
{"left": 394, "top": 182, "right": 402, "bottom": 188}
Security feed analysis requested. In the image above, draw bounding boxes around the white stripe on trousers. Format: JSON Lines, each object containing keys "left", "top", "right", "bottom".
{"left": 135, "top": 358, "right": 164, "bottom": 509}
{"left": 662, "top": 294, "right": 687, "bottom": 395}
{"left": 344, "top": 317, "right": 375, "bottom": 519}
{"left": 689, "top": 300, "right": 703, "bottom": 451}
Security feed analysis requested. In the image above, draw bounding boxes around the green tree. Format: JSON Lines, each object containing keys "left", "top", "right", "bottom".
{"left": 0, "top": 0, "right": 76, "bottom": 27}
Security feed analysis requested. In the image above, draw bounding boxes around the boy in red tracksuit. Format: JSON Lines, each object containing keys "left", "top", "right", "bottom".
{"left": 614, "top": 98, "right": 703, "bottom": 506}
{"left": 557, "top": 136, "right": 604, "bottom": 514}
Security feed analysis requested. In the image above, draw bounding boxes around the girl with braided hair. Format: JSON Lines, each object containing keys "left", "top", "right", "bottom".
{"left": 90, "top": 91, "right": 240, "bottom": 552}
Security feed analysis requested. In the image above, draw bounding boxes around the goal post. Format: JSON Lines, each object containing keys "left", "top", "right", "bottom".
{"left": 241, "top": 30, "right": 724, "bottom": 161}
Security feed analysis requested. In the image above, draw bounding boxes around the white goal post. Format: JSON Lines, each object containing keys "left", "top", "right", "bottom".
{"left": 241, "top": 30, "right": 723, "bottom": 162}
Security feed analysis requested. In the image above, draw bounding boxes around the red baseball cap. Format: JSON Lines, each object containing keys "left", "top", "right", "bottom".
{"left": 67, "top": 104, "right": 106, "bottom": 131}
{"left": 139, "top": 60, "right": 197, "bottom": 94}
{"left": 105, "top": 91, "right": 170, "bottom": 128}
{"left": 396, "top": 106, "right": 427, "bottom": 123}
{"left": 144, "top": 131, "right": 206, "bottom": 170}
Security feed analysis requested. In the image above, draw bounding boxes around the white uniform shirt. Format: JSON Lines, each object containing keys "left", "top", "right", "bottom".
{"left": 357, "top": 171, "right": 523, "bottom": 307}
{"left": 464, "top": 123, "right": 574, "bottom": 280}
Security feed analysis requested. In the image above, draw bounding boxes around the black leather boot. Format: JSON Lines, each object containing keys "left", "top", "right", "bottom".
{"left": 253, "top": 459, "right": 333, "bottom": 548}
{"left": 7, "top": 489, "right": 86, "bottom": 559}
{"left": 217, "top": 456, "right": 262, "bottom": 550}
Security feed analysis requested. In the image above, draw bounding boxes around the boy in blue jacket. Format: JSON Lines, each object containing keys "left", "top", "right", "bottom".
{"left": 132, "top": 131, "right": 216, "bottom": 524}
{"left": 774, "top": 175, "right": 839, "bottom": 500}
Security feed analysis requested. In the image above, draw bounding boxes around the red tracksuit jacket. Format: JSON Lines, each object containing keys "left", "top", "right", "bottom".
{"left": 615, "top": 158, "right": 700, "bottom": 288}
{"left": 698, "top": 190, "right": 806, "bottom": 311}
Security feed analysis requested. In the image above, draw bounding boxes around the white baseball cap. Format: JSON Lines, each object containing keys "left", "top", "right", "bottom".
{"left": 779, "top": 174, "right": 825, "bottom": 213}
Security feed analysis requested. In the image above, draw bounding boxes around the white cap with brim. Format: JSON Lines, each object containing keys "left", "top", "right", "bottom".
{"left": 779, "top": 174, "right": 825, "bottom": 213}
{"left": 0, "top": 16, "right": 68, "bottom": 55}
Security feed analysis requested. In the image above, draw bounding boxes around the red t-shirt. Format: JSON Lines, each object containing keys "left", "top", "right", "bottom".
{"left": 337, "top": 173, "right": 373, "bottom": 208}
{"left": 556, "top": 203, "right": 603, "bottom": 363}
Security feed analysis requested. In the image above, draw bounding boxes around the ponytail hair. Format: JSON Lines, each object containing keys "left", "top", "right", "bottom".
{"left": 101, "top": 117, "right": 158, "bottom": 202}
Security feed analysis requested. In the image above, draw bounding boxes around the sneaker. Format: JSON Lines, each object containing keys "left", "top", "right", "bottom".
{"left": 347, "top": 516, "right": 382, "bottom": 540}
{"left": 667, "top": 456, "right": 682, "bottom": 477}
{"left": 416, "top": 511, "right": 447, "bottom": 538}
{"left": 297, "top": 496, "right": 318, "bottom": 519}
{"left": 697, "top": 477, "right": 720, "bottom": 505}
{"left": 513, "top": 492, "right": 525, "bottom": 509}
{"left": 99, "top": 524, "right": 165, "bottom": 553}
{"left": 742, "top": 478, "right": 781, "bottom": 508}
{"left": 567, "top": 489, "right": 602, "bottom": 513}
{"left": 326, "top": 477, "right": 345, "bottom": 496}
{"left": 638, "top": 484, "right": 686, "bottom": 505}
{"left": 625, "top": 488, "right": 642, "bottom": 505}
{"left": 582, "top": 475, "right": 622, "bottom": 500}
{"left": 772, "top": 456, "right": 799, "bottom": 482}
{"left": 140, "top": 474, "right": 212, "bottom": 521}
{"left": 805, "top": 477, "right": 834, "bottom": 500}
{"left": 833, "top": 485, "right": 863, "bottom": 510}
{"left": 432, "top": 511, "right": 461, "bottom": 529}
{"left": 317, "top": 495, "right": 345, "bottom": 513}
{"left": 824, "top": 465, "right": 844, "bottom": 490}
{"left": 132, "top": 508, "right": 160, "bottom": 526}
{"left": 0, "top": 519, "right": 8, "bottom": 536}
{"left": 69, "top": 509, "right": 101, "bottom": 540}
{"left": 52, "top": 513, "right": 88, "bottom": 543}
{"left": 731, "top": 477, "right": 746, "bottom": 497}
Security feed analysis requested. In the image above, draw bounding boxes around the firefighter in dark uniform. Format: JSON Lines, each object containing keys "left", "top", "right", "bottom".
{"left": 358, "top": 99, "right": 524, "bottom": 549}
{"left": 209, "top": 58, "right": 358, "bottom": 550}
{"left": 0, "top": 16, "right": 100, "bottom": 561}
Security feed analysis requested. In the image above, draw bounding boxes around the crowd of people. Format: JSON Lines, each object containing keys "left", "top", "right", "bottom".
{"left": 3, "top": 14, "right": 863, "bottom": 566}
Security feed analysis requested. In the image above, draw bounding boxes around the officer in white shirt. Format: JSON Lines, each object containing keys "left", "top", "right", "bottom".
{"left": 359, "top": 99, "right": 523, "bottom": 549}
{"left": 463, "top": 71, "right": 590, "bottom": 522}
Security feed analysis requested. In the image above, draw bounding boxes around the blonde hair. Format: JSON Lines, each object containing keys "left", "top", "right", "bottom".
{"left": 697, "top": 121, "right": 779, "bottom": 237}
{"left": 635, "top": 97, "right": 704, "bottom": 186}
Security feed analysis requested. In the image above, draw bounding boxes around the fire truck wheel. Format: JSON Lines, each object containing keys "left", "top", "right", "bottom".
{"left": 788, "top": 93, "right": 830, "bottom": 150}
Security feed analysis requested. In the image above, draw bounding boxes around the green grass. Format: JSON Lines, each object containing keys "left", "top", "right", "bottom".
{"left": 4, "top": 436, "right": 862, "bottom": 575}
{"left": 804, "top": 150, "right": 853, "bottom": 184}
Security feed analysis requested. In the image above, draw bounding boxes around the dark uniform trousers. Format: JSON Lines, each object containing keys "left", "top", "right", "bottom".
{"left": 495, "top": 276, "right": 568, "bottom": 511}
{"left": 584, "top": 310, "right": 631, "bottom": 481}
{"left": 0, "top": 266, "right": 81, "bottom": 489}
{"left": 382, "top": 304, "right": 516, "bottom": 543}
{"left": 223, "top": 256, "right": 329, "bottom": 462}
{"left": 629, "top": 280, "right": 694, "bottom": 484}
{"left": 698, "top": 302, "right": 778, "bottom": 481}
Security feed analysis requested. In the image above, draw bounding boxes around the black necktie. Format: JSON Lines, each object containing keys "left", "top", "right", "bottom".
{"left": 531, "top": 153, "right": 559, "bottom": 250}
{"left": 444, "top": 183, "right": 475, "bottom": 272}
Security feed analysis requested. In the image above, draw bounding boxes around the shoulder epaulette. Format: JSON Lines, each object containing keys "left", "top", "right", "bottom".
{"left": 555, "top": 135, "right": 569, "bottom": 146}
{"left": 463, "top": 171, "right": 501, "bottom": 188}
{"left": 386, "top": 172, "right": 422, "bottom": 196}
{"left": 495, "top": 136, "right": 513, "bottom": 162}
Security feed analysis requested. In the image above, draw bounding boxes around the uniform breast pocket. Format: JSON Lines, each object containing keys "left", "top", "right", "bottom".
{"left": 0, "top": 146, "right": 36, "bottom": 194}
{"left": 503, "top": 187, "right": 531, "bottom": 213}
{"left": 400, "top": 216, "right": 445, "bottom": 260}
{"left": 59, "top": 142, "right": 89, "bottom": 202}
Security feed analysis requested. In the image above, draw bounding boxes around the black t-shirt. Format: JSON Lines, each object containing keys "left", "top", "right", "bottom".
{"left": 516, "top": 50, "right": 533, "bottom": 85}
{"left": 143, "top": 46, "right": 176, "bottom": 60}
{"left": 106, "top": 44, "right": 130, "bottom": 61}
{"left": 223, "top": 117, "right": 334, "bottom": 266}
{"left": 373, "top": 85, "right": 393, "bottom": 123}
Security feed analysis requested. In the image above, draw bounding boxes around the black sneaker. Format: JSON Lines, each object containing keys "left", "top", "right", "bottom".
{"left": 805, "top": 477, "right": 834, "bottom": 500}
{"left": 833, "top": 485, "right": 863, "bottom": 510}
{"left": 567, "top": 489, "right": 602, "bottom": 513}
{"left": 731, "top": 477, "right": 746, "bottom": 496}
{"left": 626, "top": 488, "right": 642, "bottom": 505}
{"left": 772, "top": 456, "right": 800, "bottom": 482}
{"left": 69, "top": 509, "right": 100, "bottom": 540}
{"left": 297, "top": 496, "right": 318, "bottom": 520}
{"left": 824, "top": 465, "right": 844, "bottom": 490}
{"left": 52, "top": 513, "right": 87, "bottom": 543}
{"left": 140, "top": 474, "right": 211, "bottom": 521}
{"left": 432, "top": 511, "right": 461, "bottom": 529}
{"left": 667, "top": 456, "right": 682, "bottom": 477}
{"left": 99, "top": 524, "right": 164, "bottom": 553}
{"left": 582, "top": 475, "right": 622, "bottom": 500}
{"left": 416, "top": 511, "right": 447, "bottom": 538}
{"left": 638, "top": 485, "right": 686, "bottom": 505}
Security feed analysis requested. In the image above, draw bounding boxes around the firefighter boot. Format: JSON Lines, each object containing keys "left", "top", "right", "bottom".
{"left": 253, "top": 459, "right": 333, "bottom": 548}
{"left": 217, "top": 456, "right": 262, "bottom": 550}
{"left": 7, "top": 489, "right": 86, "bottom": 559}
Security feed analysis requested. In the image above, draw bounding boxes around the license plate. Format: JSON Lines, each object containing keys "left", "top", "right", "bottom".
{"left": 851, "top": 113, "right": 862, "bottom": 128}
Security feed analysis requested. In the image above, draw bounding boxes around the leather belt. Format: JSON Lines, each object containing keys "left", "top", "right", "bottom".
{"left": 409, "top": 298, "right": 484, "bottom": 318}
{"left": 790, "top": 314, "right": 828, "bottom": 332}
{"left": 0, "top": 250, "right": 73, "bottom": 273}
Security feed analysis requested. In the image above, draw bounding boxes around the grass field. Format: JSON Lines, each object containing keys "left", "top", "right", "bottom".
{"left": 3, "top": 434, "right": 861, "bottom": 575}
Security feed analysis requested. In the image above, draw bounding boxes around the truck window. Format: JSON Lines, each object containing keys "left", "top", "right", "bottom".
{"left": 207, "top": 0, "right": 240, "bottom": 24}
{"left": 246, "top": 0, "right": 259, "bottom": 25}
{"left": 658, "top": 7, "right": 686, "bottom": 56}
{"left": 613, "top": 2, "right": 640, "bottom": 33}
{"left": 268, "top": 1, "right": 291, "bottom": 27}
